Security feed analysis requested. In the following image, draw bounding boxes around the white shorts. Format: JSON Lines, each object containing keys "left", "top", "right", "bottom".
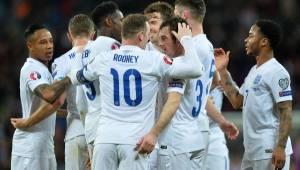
{"left": 158, "top": 148, "right": 206, "bottom": 170}
{"left": 11, "top": 155, "right": 56, "bottom": 170}
{"left": 206, "top": 154, "right": 229, "bottom": 170}
{"left": 92, "top": 144, "right": 149, "bottom": 170}
{"left": 65, "top": 135, "right": 89, "bottom": 170}
{"left": 241, "top": 154, "right": 290, "bottom": 170}
{"left": 149, "top": 148, "right": 158, "bottom": 170}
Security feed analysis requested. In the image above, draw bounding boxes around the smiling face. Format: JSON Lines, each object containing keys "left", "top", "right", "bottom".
{"left": 244, "top": 24, "right": 264, "bottom": 56}
{"left": 158, "top": 26, "right": 182, "bottom": 57}
{"left": 146, "top": 12, "right": 163, "bottom": 44}
{"left": 27, "top": 28, "right": 54, "bottom": 63}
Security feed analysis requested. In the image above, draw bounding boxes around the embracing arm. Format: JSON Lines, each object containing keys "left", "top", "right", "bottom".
{"left": 219, "top": 70, "right": 243, "bottom": 109}
{"left": 33, "top": 77, "right": 71, "bottom": 104}
{"left": 11, "top": 93, "right": 65, "bottom": 129}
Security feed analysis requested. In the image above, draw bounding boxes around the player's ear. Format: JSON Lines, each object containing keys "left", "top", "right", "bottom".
{"left": 182, "top": 9, "right": 190, "bottom": 20}
{"left": 137, "top": 31, "right": 144, "bottom": 42}
{"left": 67, "top": 32, "right": 72, "bottom": 43}
{"left": 105, "top": 17, "right": 113, "bottom": 27}
{"left": 260, "top": 37, "right": 269, "bottom": 48}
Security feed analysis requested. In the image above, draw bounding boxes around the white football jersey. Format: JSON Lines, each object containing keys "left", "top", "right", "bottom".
{"left": 71, "top": 36, "right": 203, "bottom": 145}
{"left": 77, "top": 36, "right": 121, "bottom": 143}
{"left": 145, "top": 41, "right": 167, "bottom": 118}
{"left": 193, "top": 34, "right": 216, "bottom": 132}
{"left": 12, "top": 57, "right": 56, "bottom": 158}
{"left": 240, "top": 58, "right": 293, "bottom": 160}
{"left": 207, "top": 88, "right": 228, "bottom": 156}
{"left": 158, "top": 35, "right": 215, "bottom": 154}
{"left": 52, "top": 46, "right": 85, "bottom": 141}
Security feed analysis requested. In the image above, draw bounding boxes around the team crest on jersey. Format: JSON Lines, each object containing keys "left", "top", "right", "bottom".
{"left": 29, "top": 71, "right": 41, "bottom": 80}
{"left": 163, "top": 56, "right": 173, "bottom": 65}
{"left": 278, "top": 78, "right": 289, "bottom": 90}
{"left": 253, "top": 75, "right": 262, "bottom": 85}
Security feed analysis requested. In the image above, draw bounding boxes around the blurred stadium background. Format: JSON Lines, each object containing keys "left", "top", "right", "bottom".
{"left": 0, "top": 0, "right": 299, "bottom": 169}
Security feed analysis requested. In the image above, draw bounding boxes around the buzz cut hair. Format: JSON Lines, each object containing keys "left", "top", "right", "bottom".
{"left": 174, "top": 0, "right": 206, "bottom": 22}
{"left": 68, "top": 14, "right": 94, "bottom": 37}
{"left": 91, "top": 1, "right": 119, "bottom": 28}
{"left": 24, "top": 24, "right": 47, "bottom": 42}
{"left": 144, "top": 1, "right": 174, "bottom": 21}
{"left": 121, "top": 14, "right": 148, "bottom": 39}
{"left": 255, "top": 19, "right": 282, "bottom": 49}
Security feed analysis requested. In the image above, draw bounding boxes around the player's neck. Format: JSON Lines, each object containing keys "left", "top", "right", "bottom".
{"left": 256, "top": 50, "right": 274, "bottom": 67}
{"left": 122, "top": 39, "right": 142, "bottom": 49}
{"left": 189, "top": 21, "right": 204, "bottom": 36}
{"left": 72, "top": 38, "right": 89, "bottom": 47}
{"left": 30, "top": 56, "right": 49, "bottom": 66}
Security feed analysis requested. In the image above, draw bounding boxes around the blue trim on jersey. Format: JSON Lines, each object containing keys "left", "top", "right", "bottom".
{"left": 168, "top": 83, "right": 184, "bottom": 88}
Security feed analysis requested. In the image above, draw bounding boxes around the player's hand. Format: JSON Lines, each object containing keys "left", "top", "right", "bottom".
{"left": 135, "top": 131, "right": 157, "bottom": 155}
{"left": 172, "top": 22, "right": 192, "bottom": 41}
{"left": 10, "top": 118, "right": 29, "bottom": 129}
{"left": 219, "top": 120, "right": 239, "bottom": 140}
{"left": 214, "top": 48, "right": 230, "bottom": 71}
{"left": 272, "top": 146, "right": 286, "bottom": 170}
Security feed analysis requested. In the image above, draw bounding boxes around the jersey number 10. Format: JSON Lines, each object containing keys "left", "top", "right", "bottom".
{"left": 111, "top": 68, "right": 142, "bottom": 106}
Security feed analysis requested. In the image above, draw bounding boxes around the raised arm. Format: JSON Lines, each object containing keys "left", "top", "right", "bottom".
{"left": 214, "top": 48, "right": 243, "bottom": 109}
{"left": 164, "top": 23, "right": 204, "bottom": 79}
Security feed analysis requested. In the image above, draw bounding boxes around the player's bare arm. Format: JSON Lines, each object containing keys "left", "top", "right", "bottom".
{"left": 272, "top": 100, "right": 292, "bottom": 169}
{"left": 136, "top": 92, "right": 182, "bottom": 154}
{"left": 206, "top": 98, "right": 239, "bottom": 140}
{"left": 11, "top": 93, "right": 65, "bottom": 129}
{"left": 214, "top": 48, "right": 243, "bottom": 109}
{"left": 220, "top": 70, "right": 243, "bottom": 109}
{"left": 33, "top": 77, "right": 71, "bottom": 103}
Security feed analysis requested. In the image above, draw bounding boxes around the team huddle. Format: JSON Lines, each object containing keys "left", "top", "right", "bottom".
{"left": 10, "top": 0, "right": 293, "bottom": 170}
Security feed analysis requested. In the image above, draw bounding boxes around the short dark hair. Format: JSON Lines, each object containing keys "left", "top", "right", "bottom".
{"left": 68, "top": 14, "right": 94, "bottom": 37}
{"left": 24, "top": 24, "right": 47, "bottom": 42}
{"left": 122, "top": 14, "right": 148, "bottom": 39}
{"left": 175, "top": 0, "right": 206, "bottom": 22}
{"left": 255, "top": 19, "right": 282, "bottom": 49}
{"left": 160, "top": 16, "right": 188, "bottom": 41}
{"left": 91, "top": 1, "right": 119, "bottom": 28}
{"left": 144, "top": 2, "right": 174, "bottom": 21}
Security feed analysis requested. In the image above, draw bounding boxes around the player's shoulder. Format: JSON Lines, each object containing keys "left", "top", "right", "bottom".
{"left": 266, "top": 58, "right": 289, "bottom": 76}
{"left": 92, "top": 36, "right": 121, "bottom": 50}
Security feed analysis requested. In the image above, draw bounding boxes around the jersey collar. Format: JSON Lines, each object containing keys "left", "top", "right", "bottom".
{"left": 120, "top": 45, "right": 143, "bottom": 51}
{"left": 27, "top": 57, "right": 48, "bottom": 69}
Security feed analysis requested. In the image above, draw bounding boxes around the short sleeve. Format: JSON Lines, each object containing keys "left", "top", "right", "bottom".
{"left": 269, "top": 70, "right": 292, "bottom": 103}
{"left": 167, "top": 79, "right": 186, "bottom": 94}
{"left": 52, "top": 57, "right": 69, "bottom": 81}
{"left": 239, "top": 82, "right": 245, "bottom": 96}
{"left": 25, "top": 69, "right": 50, "bottom": 92}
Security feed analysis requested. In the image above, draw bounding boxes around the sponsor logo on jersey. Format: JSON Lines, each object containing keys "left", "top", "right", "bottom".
{"left": 278, "top": 78, "right": 289, "bottom": 90}
{"left": 29, "top": 71, "right": 41, "bottom": 80}
{"left": 163, "top": 56, "right": 173, "bottom": 65}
